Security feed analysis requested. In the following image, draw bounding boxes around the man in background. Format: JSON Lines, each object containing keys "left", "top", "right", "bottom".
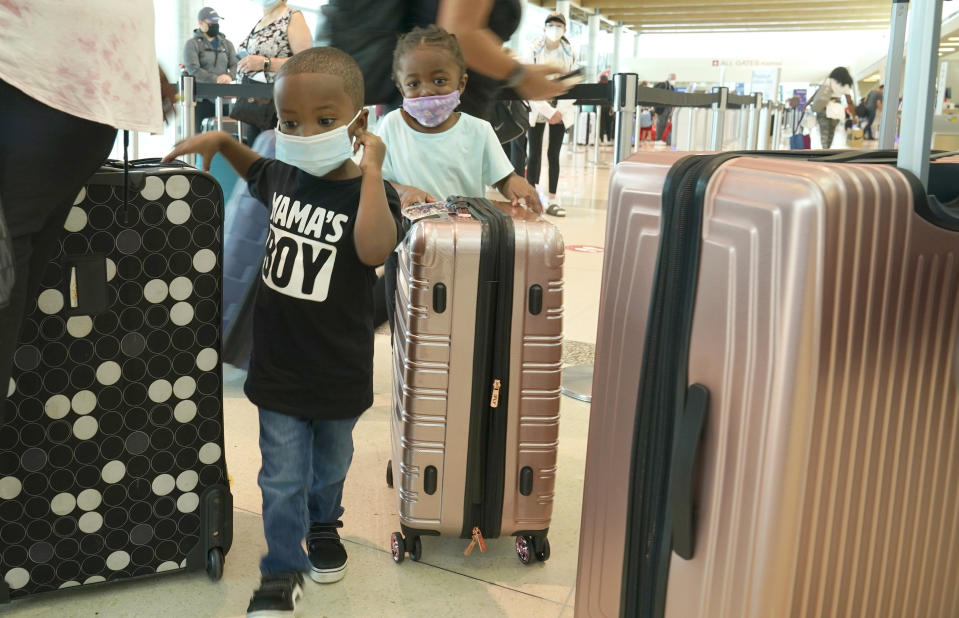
{"left": 183, "top": 7, "right": 237, "bottom": 133}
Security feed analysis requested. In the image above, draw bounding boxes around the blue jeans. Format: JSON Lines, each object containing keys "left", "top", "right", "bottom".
{"left": 257, "top": 408, "right": 359, "bottom": 575}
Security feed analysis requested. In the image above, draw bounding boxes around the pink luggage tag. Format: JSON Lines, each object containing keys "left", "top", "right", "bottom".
{"left": 402, "top": 201, "right": 449, "bottom": 222}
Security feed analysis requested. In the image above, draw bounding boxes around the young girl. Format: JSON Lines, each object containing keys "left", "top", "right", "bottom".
{"left": 377, "top": 24, "right": 542, "bottom": 329}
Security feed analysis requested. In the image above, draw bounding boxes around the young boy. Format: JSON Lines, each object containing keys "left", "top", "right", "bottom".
{"left": 164, "top": 47, "right": 401, "bottom": 617}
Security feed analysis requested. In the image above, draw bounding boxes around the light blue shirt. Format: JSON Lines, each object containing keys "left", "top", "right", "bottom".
{"left": 378, "top": 109, "right": 515, "bottom": 202}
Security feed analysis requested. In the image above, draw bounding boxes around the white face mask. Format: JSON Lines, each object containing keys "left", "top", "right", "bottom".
{"left": 545, "top": 25, "right": 564, "bottom": 42}
{"left": 274, "top": 110, "right": 361, "bottom": 178}
{"left": 260, "top": 0, "right": 281, "bottom": 7}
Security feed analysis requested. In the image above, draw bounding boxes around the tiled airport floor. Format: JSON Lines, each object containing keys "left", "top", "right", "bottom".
{"left": 3, "top": 142, "right": 616, "bottom": 617}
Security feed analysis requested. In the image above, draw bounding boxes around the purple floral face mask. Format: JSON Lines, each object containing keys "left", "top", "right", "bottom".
{"left": 402, "top": 90, "right": 461, "bottom": 128}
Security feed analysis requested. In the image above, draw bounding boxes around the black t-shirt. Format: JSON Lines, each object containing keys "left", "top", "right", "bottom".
{"left": 243, "top": 158, "right": 402, "bottom": 419}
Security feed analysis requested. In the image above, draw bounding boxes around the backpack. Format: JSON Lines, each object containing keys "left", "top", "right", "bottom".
{"left": 856, "top": 100, "right": 868, "bottom": 118}
{"left": 322, "top": 1, "right": 438, "bottom": 106}
{"left": 492, "top": 99, "right": 531, "bottom": 144}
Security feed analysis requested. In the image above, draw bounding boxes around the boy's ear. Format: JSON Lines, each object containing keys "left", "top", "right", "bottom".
{"left": 352, "top": 108, "right": 370, "bottom": 136}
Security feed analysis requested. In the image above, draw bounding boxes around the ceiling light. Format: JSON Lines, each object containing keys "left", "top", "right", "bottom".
{"left": 940, "top": 47, "right": 956, "bottom": 52}
{"left": 949, "top": 36, "right": 959, "bottom": 41}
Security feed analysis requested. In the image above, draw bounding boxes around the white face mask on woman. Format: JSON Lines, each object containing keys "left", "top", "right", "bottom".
{"left": 545, "top": 25, "right": 564, "bottom": 43}
{"left": 274, "top": 110, "right": 361, "bottom": 178}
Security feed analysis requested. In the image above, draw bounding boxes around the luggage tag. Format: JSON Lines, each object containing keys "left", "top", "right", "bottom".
{"left": 402, "top": 201, "right": 451, "bottom": 222}
{"left": 464, "top": 526, "right": 487, "bottom": 556}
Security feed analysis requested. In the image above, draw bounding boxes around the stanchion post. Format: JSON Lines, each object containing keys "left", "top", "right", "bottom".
{"left": 633, "top": 104, "right": 641, "bottom": 152}
{"left": 589, "top": 107, "right": 607, "bottom": 167}
{"left": 682, "top": 107, "right": 694, "bottom": 151}
{"left": 757, "top": 101, "right": 771, "bottom": 150}
{"left": 747, "top": 92, "right": 762, "bottom": 150}
{"left": 215, "top": 96, "right": 224, "bottom": 132}
{"left": 710, "top": 87, "right": 728, "bottom": 152}
{"left": 772, "top": 103, "right": 784, "bottom": 151}
{"left": 739, "top": 105, "right": 749, "bottom": 149}
{"left": 613, "top": 73, "right": 638, "bottom": 164}
{"left": 178, "top": 74, "right": 196, "bottom": 166}
{"left": 571, "top": 106, "right": 581, "bottom": 154}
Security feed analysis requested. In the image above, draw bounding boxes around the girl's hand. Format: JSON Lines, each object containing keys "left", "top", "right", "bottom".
{"left": 399, "top": 186, "right": 436, "bottom": 208}
{"left": 355, "top": 132, "right": 386, "bottom": 174}
{"left": 502, "top": 175, "right": 543, "bottom": 214}
{"left": 162, "top": 131, "right": 228, "bottom": 171}
{"left": 238, "top": 54, "right": 267, "bottom": 73}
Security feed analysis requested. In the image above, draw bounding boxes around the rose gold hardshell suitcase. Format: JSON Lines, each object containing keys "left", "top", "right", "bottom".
{"left": 576, "top": 147, "right": 959, "bottom": 618}
{"left": 388, "top": 198, "right": 563, "bottom": 563}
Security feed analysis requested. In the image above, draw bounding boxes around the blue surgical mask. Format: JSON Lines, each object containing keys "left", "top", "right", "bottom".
{"left": 274, "top": 110, "right": 362, "bottom": 178}
{"left": 259, "top": 0, "right": 281, "bottom": 7}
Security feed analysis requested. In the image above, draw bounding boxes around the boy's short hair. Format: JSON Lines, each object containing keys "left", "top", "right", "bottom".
{"left": 393, "top": 25, "right": 467, "bottom": 84}
{"left": 277, "top": 47, "right": 365, "bottom": 109}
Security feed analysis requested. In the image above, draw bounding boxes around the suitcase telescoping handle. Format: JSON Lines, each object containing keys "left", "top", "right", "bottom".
{"left": 669, "top": 383, "right": 709, "bottom": 560}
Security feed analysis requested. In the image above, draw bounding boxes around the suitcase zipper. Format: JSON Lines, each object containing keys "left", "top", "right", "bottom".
{"left": 458, "top": 198, "right": 514, "bottom": 541}
{"left": 490, "top": 379, "right": 501, "bottom": 408}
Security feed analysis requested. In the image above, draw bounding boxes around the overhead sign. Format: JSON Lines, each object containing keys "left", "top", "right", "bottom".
{"left": 712, "top": 59, "right": 783, "bottom": 68}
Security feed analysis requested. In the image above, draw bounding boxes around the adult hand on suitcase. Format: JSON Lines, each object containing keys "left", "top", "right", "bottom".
{"left": 496, "top": 174, "right": 543, "bottom": 214}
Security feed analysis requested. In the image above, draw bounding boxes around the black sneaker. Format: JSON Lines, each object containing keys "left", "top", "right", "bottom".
{"left": 246, "top": 572, "right": 304, "bottom": 618}
{"left": 307, "top": 520, "right": 348, "bottom": 583}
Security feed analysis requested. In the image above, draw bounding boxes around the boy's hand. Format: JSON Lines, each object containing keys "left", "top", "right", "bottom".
{"left": 501, "top": 175, "right": 543, "bottom": 214}
{"left": 399, "top": 186, "right": 436, "bottom": 209}
{"left": 162, "top": 131, "right": 228, "bottom": 171}
{"left": 355, "top": 132, "right": 386, "bottom": 174}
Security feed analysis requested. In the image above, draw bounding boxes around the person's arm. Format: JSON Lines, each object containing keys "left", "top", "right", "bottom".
{"left": 353, "top": 132, "right": 399, "bottom": 266}
{"left": 529, "top": 100, "right": 557, "bottom": 120}
{"left": 437, "top": 0, "right": 568, "bottom": 101}
{"left": 845, "top": 93, "right": 857, "bottom": 118}
{"left": 184, "top": 39, "right": 219, "bottom": 82}
{"left": 227, "top": 40, "right": 238, "bottom": 79}
{"left": 237, "top": 11, "right": 313, "bottom": 73}
{"left": 162, "top": 131, "right": 261, "bottom": 175}
{"left": 494, "top": 173, "right": 542, "bottom": 213}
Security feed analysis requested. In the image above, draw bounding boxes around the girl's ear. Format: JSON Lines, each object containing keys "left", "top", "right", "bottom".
{"left": 458, "top": 71, "right": 469, "bottom": 93}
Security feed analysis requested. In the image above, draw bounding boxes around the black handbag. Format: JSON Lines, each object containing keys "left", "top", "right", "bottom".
{"left": 230, "top": 76, "right": 276, "bottom": 131}
{"left": 0, "top": 194, "right": 14, "bottom": 308}
{"left": 492, "top": 99, "right": 531, "bottom": 144}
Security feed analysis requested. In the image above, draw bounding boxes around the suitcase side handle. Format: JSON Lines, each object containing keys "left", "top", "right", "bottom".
{"left": 669, "top": 383, "right": 709, "bottom": 561}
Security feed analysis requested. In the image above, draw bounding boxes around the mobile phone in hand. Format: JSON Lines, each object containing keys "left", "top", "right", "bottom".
{"left": 557, "top": 68, "right": 585, "bottom": 86}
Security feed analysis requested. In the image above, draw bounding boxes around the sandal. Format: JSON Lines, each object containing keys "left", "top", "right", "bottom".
{"left": 546, "top": 204, "right": 566, "bottom": 217}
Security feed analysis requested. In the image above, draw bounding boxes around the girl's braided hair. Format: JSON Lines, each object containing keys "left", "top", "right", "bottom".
{"left": 393, "top": 25, "right": 467, "bottom": 84}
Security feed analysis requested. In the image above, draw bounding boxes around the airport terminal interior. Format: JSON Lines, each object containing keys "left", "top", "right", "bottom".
{"left": 4, "top": 0, "right": 959, "bottom": 617}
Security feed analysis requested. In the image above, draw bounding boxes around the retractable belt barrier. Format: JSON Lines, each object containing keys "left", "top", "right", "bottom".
{"left": 178, "top": 74, "right": 788, "bottom": 167}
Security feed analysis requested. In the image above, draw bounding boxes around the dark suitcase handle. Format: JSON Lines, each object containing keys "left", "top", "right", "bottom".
{"left": 669, "top": 383, "right": 709, "bottom": 560}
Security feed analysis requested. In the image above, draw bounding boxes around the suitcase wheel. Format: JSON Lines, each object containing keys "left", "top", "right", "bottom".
{"left": 533, "top": 536, "right": 550, "bottom": 562}
{"left": 206, "top": 547, "right": 224, "bottom": 581}
{"left": 386, "top": 460, "right": 393, "bottom": 488}
{"left": 515, "top": 536, "right": 532, "bottom": 565}
{"left": 408, "top": 536, "right": 422, "bottom": 562}
{"left": 391, "top": 532, "right": 406, "bottom": 564}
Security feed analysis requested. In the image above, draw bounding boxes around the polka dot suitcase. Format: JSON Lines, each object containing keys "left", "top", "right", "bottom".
{"left": 0, "top": 160, "right": 232, "bottom": 602}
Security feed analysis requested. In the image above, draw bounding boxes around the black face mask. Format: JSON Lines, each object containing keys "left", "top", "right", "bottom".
{"left": 206, "top": 23, "right": 219, "bottom": 37}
